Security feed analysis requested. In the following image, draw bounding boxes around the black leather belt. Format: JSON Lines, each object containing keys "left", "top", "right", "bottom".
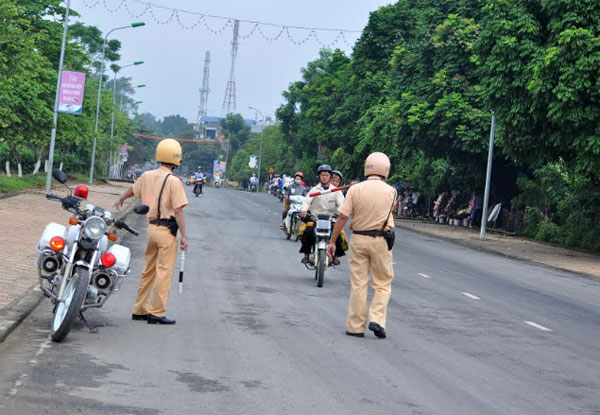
{"left": 149, "top": 219, "right": 171, "bottom": 227}
{"left": 353, "top": 230, "right": 385, "bottom": 237}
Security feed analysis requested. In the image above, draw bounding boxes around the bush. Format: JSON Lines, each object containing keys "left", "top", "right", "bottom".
{"left": 0, "top": 174, "right": 46, "bottom": 193}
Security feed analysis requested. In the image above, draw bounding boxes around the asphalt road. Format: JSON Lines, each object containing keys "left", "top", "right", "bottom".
{"left": 1, "top": 186, "right": 599, "bottom": 414}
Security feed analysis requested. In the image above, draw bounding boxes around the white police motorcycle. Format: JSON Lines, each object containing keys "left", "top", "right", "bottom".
{"left": 36, "top": 170, "right": 148, "bottom": 342}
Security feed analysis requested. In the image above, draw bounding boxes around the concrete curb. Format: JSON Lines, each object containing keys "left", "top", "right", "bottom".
{"left": 395, "top": 220, "right": 600, "bottom": 280}
{"left": 0, "top": 285, "right": 44, "bottom": 344}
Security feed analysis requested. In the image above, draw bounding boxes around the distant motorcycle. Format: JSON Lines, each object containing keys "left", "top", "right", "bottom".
{"left": 249, "top": 183, "right": 257, "bottom": 193}
{"left": 282, "top": 195, "right": 304, "bottom": 241}
{"left": 36, "top": 170, "right": 148, "bottom": 342}
{"left": 303, "top": 213, "right": 336, "bottom": 287}
{"left": 193, "top": 180, "right": 203, "bottom": 196}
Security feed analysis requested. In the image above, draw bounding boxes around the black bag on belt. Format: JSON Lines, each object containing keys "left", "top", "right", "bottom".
{"left": 150, "top": 173, "right": 179, "bottom": 237}
{"left": 381, "top": 191, "right": 396, "bottom": 251}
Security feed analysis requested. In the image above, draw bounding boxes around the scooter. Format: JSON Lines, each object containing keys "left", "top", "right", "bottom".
{"left": 282, "top": 195, "right": 305, "bottom": 240}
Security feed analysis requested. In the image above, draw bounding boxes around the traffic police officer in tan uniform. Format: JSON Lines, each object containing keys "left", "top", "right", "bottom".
{"left": 327, "top": 152, "right": 396, "bottom": 338}
{"left": 114, "top": 138, "right": 188, "bottom": 325}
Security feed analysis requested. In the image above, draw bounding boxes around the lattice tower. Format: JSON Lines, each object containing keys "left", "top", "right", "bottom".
{"left": 222, "top": 20, "right": 239, "bottom": 115}
{"left": 197, "top": 51, "right": 211, "bottom": 136}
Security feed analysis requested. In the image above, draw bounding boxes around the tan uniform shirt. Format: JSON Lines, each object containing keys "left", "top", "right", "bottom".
{"left": 301, "top": 183, "right": 344, "bottom": 215}
{"left": 338, "top": 177, "right": 396, "bottom": 231}
{"left": 132, "top": 166, "right": 188, "bottom": 221}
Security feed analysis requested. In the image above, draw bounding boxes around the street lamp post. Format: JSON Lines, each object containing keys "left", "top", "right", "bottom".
{"left": 480, "top": 111, "right": 496, "bottom": 241}
{"left": 89, "top": 22, "right": 144, "bottom": 184}
{"left": 249, "top": 106, "right": 265, "bottom": 192}
{"left": 109, "top": 61, "right": 144, "bottom": 177}
{"left": 46, "top": 0, "right": 71, "bottom": 194}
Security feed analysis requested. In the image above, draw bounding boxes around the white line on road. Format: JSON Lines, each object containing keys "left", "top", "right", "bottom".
{"left": 417, "top": 273, "right": 432, "bottom": 279}
{"left": 524, "top": 321, "right": 552, "bottom": 332}
{"left": 462, "top": 292, "right": 481, "bottom": 300}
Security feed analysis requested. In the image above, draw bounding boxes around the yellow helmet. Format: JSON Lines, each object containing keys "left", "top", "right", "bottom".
{"left": 364, "top": 152, "right": 390, "bottom": 178}
{"left": 155, "top": 139, "right": 182, "bottom": 166}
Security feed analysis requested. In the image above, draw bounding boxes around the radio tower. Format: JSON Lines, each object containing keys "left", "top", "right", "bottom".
{"left": 222, "top": 20, "right": 239, "bottom": 115}
{"left": 197, "top": 51, "right": 211, "bottom": 136}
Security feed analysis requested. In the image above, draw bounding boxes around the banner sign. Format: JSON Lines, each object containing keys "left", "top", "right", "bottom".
{"left": 213, "top": 160, "right": 227, "bottom": 174}
{"left": 249, "top": 155, "right": 257, "bottom": 168}
{"left": 58, "top": 71, "right": 86, "bottom": 115}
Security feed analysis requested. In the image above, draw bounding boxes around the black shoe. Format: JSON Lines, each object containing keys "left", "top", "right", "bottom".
{"left": 301, "top": 255, "right": 309, "bottom": 264}
{"left": 345, "top": 331, "right": 365, "bottom": 338}
{"left": 147, "top": 315, "right": 176, "bottom": 325}
{"left": 368, "top": 322, "right": 386, "bottom": 339}
{"left": 132, "top": 313, "right": 149, "bottom": 321}
{"left": 333, "top": 257, "right": 341, "bottom": 266}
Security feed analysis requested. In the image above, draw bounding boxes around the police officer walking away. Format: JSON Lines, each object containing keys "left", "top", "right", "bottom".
{"left": 327, "top": 152, "right": 396, "bottom": 339}
{"left": 114, "top": 138, "right": 189, "bottom": 325}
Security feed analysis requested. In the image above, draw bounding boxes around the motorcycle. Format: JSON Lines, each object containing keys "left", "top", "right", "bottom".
{"left": 249, "top": 183, "right": 257, "bottom": 193}
{"left": 303, "top": 213, "right": 336, "bottom": 287}
{"left": 36, "top": 170, "right": 148, "bottom": 342}
{"left": 193, "top": 180, "right": 203, "bottom": 196}
{"left": 282, "top": 195, "right": 305, "bottom": 241}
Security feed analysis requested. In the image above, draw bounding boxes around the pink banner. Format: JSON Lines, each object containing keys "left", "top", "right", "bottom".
{"left": 58, "top": 71, "right": 86, "bottom": 115}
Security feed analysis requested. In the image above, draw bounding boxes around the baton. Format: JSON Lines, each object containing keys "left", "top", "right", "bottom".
{"left": 178, "top": 251, "right": 185, "bottom": 295}
{"left": 309, "top": 184, "right": 353, "bottom": 198}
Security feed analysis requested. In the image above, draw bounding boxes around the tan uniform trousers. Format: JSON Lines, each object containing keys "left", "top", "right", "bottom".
{"left": 346, "top": 234, "right": 394, "bottom": 333}
{"left": 133, "top": 224, "right": 178, "bottom": 317}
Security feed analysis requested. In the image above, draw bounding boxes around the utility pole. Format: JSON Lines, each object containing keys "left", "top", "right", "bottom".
{"left": 480, "top": 111, "right": 496, "bottom": 240}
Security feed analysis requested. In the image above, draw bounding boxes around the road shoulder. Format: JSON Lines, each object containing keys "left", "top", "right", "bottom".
{"left": 395, "top": 219, "right": 600, "bottom": 279}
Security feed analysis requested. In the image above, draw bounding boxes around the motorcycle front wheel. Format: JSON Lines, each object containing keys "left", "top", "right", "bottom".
{"left": 51, "top": 268, "right": 88, "bottom": 342}
{"left": 316, "top": 249, "right": 326, "bottom": 288}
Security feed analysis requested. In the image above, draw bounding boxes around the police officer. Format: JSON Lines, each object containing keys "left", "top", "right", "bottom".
{"left": 114, "top": 139, "right": 188, "bottom": 325}
{"left": 327, "top": 152, "right": 396, "bottom": 339}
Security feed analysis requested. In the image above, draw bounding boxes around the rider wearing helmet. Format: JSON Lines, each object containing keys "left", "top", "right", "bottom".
{"left": 299, "top": 164, "right": 345, "bottom": 264}
{"left": 331, "top": 170, "right": 344, "bottom": 188}
{"left": 282, "top": 171, "right": 308, "bottom": 220}
{"left": 194, "top": 166, "right": 204, "bottom": 194}
{"left": 114, "top": 138, "right": 188, "bottom": 325}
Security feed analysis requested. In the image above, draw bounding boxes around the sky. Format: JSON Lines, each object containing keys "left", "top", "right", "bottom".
{"left": 70, "top": 0, "right": 392, "bottom": 124}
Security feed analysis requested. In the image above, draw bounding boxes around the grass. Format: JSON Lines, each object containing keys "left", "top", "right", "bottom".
{"left": 0, "top": 173, "right": 96, "bottom": 194}
{"left": 0, "top": 174, "right": 47, "bottom": 194}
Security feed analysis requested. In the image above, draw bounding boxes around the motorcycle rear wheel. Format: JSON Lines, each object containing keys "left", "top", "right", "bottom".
{"left": 51, "top": 268, "right": 88, "bottom": 342}
{"left": 316, "top": 249, "right": 326, "bottom": 288}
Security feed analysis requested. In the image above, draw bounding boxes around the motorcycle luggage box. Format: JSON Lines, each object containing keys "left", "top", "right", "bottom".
{"left": 108, "top": 244, "right": 131, "bottom": 274}
{"left": 37, "top": 222, "right": 67, "bottom": 251}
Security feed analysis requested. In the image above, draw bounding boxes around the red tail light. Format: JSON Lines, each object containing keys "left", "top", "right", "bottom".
{"left": 74, "top": 184, "right": 89, "bottom": 199}
{"left": 101, "top": 252, "right": 116, "bottom": 268}
{"left": 50, "top": 236, "right": 65, "bottom": 251}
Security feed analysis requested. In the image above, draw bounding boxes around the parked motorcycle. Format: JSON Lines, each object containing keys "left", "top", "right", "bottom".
{"left": 36, "top": 170, "right": 148, "bottom": 342}
{"left": 303, "top": 213, "right": 336, "bottom": 287}
{"left": 282, "top": 195, "right": 304, "bottom": 240}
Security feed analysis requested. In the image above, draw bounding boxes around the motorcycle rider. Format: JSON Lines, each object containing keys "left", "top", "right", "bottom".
{"left": 299, "top": 164, "right": 345, "bottom": 264}
{"left": 282, "top": 171, "right": 308, "bottom": 221}
{"left": 194, "top": 167, "right": 204, "bottom": 195}
{"left": 249, "top": 173, "right": 258, "bottom": 191}
{"left": 327, "top": 152, "right": 396, "bottom": 339}
{"left": 114, "top": 138, "right": 188, "bottom": 325}
{"left": 331, "top": 170, "right": 344, "bottom": 188}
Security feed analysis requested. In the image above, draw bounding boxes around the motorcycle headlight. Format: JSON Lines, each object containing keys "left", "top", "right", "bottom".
{"left": 83, "top": 216, "right": 106, "bottom": 240}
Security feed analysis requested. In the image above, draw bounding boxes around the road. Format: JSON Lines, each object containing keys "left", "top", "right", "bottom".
{"left": 1, "top": 186, "right": 599, "bottom": 414}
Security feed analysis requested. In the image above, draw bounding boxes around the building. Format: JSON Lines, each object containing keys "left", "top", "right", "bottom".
{"left": 198, "top": 115, "right": 256, "bottom": 139}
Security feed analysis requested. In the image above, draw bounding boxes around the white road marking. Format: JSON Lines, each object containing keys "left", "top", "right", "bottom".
{"left": 8, "top": 374, "right": 27, "bottom": 397}
{"left": 462, "top": 292, "right": 481, "bottom": 300}
{"left": 417, "top": 273, "right": 432, "bottom": 279}
{"left": 33, "top": 285, "right": 41, "bottom": 292}
{"left": 524, "top": 321, "right": 552, "bottom": 332}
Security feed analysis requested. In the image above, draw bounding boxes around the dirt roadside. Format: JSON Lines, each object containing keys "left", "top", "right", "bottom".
{"left": 395, "top": 220, "right": 600, "bottom": 279}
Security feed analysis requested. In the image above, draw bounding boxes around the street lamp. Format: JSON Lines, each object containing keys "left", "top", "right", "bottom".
{"left": 89, "top": 21, "right": 145, "bottom": 184}
{"left": 109, "top": 61, "right": 144, "bottom": 177}
{"left": 46, "top": 0, "right": 72, "bottom": 194}
{"left": 315, "top": 67, "right": 336, "bottom": 78}
{"left": 119, "top": 84, "right": 145, "bottom": 111}
{"left": 248, "top": 106, "right": 265, "bottom": 192}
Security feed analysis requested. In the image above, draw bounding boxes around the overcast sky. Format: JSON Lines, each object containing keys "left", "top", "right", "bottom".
{"left": 71, "top": 0, "right": 392, "bottom": 124}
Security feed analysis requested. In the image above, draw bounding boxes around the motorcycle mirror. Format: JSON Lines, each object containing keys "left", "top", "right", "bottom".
{"left": 52, "top": 169, "right": 68, "bottom": 184}
{"left": 134, "top": 204, "right": 149, "bottom": 215}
